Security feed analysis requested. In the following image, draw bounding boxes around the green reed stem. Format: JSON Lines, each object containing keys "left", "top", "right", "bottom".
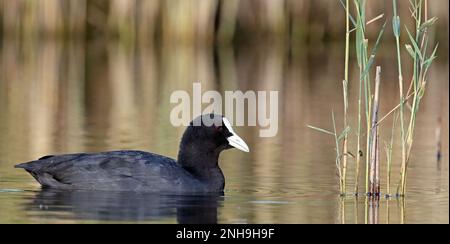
{"left": 354, "top": 0, "right": 369, "bottom": 194}
{"left": 393, "top": 0, "right": 407, "bottom": 197}
{"left": 342, "top": 0, "right": 350, "bottom": 195}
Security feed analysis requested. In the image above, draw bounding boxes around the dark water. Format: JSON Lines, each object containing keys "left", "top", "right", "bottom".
{"left": 0, "top": 40, "right": 448, "bottom": 223}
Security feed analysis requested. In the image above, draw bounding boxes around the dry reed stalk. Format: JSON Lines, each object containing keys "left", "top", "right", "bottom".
{"left": 369, "top": 66, "right": 381, "bottom": 196}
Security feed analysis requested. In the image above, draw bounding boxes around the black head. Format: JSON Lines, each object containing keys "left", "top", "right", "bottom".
{"left": 176, "top": 114, "right": 249, "bottom": 189}
{"left": 177, "top": 114, "right": 249, "bottom": 168}
{"left": 181, "top": 114, "right": 249, "bottom": 153}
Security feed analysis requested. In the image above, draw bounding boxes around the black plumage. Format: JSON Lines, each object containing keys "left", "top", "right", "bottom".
{"left": 15, "top": 114, "right": 249, "bottom": 193}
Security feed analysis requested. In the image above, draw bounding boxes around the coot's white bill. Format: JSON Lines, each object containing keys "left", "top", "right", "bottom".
{"left": 222, "top": 117, "right": 250, "bottom": 152}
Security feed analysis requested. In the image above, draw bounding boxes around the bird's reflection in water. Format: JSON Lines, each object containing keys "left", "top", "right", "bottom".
{"left": 25, "top": 189, "right": 223, "bottom": 223}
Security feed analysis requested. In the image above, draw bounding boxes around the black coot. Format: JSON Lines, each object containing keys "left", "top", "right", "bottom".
{"left": 15, "top": 114, "right": 249, "bottom": 193}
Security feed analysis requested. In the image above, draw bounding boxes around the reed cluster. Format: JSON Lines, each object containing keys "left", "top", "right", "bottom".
{"left": 309, "top": 0, "right": 438, "bottom": 197}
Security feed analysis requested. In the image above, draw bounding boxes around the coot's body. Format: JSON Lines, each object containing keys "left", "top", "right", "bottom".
{"left": 16, "top": 150, "right": 221, "bottom": 192}
{"left": 15, "top": 114, "right": 249, "bottom": 193}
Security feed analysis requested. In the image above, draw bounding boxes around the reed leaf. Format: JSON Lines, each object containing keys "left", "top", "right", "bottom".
{"left": 419, "top": 17, "right": 438, "bottom": 32}
{"left": 339, "top": 0, "right": 357, "bottom": 27}
{"left": 307, "top": 125, "right": 334, "bottom": 136}
{"left": 360, "top": 21, "right": 386, "bottom": 81}
{"left": 338, "top": 126, "right": 351, "bottom": 142}
{"left": 405, "top": 44, "right": 416, "bottom": 58}
{"left": 423, "top": 44, "right": 439, "bottom": 70}
{"left": 406, "top": 27, "right": 424, "bottom": 61}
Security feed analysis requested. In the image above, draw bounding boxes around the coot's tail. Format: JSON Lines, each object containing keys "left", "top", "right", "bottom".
{"left": 15, "top": 161, "right": 44, "bottom": 186}
{"left": 14, "top": 155, "right": 54, "bottom": 171}
{"left": 14, "top": 161, "right": 34, "bottom": 170}
{"left": 14, "top": 155, "right": 66, "bottom": 188}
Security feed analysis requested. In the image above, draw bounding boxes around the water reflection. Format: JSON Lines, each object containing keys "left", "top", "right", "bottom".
{"left": 336, "top": 196, "right": 413, "bottom": 224}
{"left": 25, "top": 189, "right": 222, "bottom": 224}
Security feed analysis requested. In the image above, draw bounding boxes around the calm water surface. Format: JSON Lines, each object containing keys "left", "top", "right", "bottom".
{"left": 0, "top": 40, "right": 448, "bottom": 223}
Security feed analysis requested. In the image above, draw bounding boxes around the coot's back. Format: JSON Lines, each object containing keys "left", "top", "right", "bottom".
{"left": 15, "top": 150, "right": 204, "bottom": 192}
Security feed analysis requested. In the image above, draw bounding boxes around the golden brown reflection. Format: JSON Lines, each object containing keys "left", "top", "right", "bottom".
{"left": 338, "top": 197, "right": 410, "bottom": 224}
{"left": 0, "top": 38, "right": 448, "bottom": 223}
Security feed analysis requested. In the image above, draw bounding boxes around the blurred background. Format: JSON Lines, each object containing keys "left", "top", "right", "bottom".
{"left": 0, "top": 0, "right": 448, "bottom": 223}
{"left": 0, "top": 0, "right": 448, "bottom": 45}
